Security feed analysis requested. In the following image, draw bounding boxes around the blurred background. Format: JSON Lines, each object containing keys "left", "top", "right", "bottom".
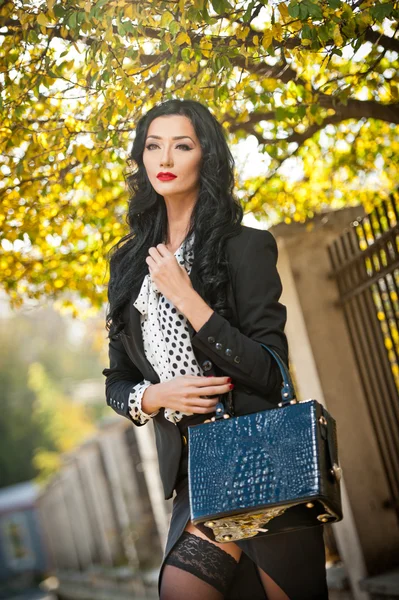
{"left": 1, "top": 0, "right": 398, "bottom": 599}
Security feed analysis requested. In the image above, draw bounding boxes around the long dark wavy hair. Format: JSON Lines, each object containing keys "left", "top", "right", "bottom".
{"left": 105, "top": 99, "right": 244, "bottom": 339}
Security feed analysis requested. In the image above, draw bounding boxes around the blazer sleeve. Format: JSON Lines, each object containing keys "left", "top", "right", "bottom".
{"left": 190, "top": 229, "right": 288, "bottom": 396}
{"left": 102, "top": 334, "right": 156, "bottom": 425}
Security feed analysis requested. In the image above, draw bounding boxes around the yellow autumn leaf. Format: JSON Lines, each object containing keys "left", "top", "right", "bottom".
{"left": 37, "top": 12, "right": 48, "bottom": 26}
{"left": 262, "top": 29, "right": 273, "bottom": 48}
{"left": 272, "top": 23, "right": 283, "bottom": 42}
{"left": 236, "top": 26, "right": 250, "bottom": 41}
{"left": 176, "top": 32, "right": 190, "bottom": 46}
{"left": 333, "top": 24, "right": 343, "bottom": 46}
{"left": 278, "top": 3, "right": 289, "bottom": 21}
{"left": 125, "top": 3, "right": 135, "bottom": 18}
{"left": 161, "top": 11, "right": 173, "bottom": 27}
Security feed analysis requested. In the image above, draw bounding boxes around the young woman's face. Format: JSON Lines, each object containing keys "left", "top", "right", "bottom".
{"left": 143, "top": 115, "right": 203, "bottom": 199}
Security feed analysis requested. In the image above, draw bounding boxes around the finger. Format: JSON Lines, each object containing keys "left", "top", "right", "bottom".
{"left": 145, "top": 255, "right": 157, "bottom": 269}
{"left": 147, "top": 247, "right": 162, "bottom": 264}
{"left": 199, "top": 384, "right": 232, "bottom": 395}
{"left": 193, "top": 397, "right": 219, "bottom": 409}
{"left": 155, "top": 243, "right": 171, "bottom": 257}
{"left": 182, "top": 375, "right": 228, "bottom": 383}
{"left": 196, "top": 376, "right": 231, "bottom": 387}
{"left": 191, "top": 405, "right": 218, "bottom": 414}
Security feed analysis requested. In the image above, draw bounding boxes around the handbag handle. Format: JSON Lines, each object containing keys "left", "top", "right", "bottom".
{"left": 259, "top": 344, "right": 297, "bottom": 406}
{"left": 214, "top": 344, "right": 297, "bottom": 421}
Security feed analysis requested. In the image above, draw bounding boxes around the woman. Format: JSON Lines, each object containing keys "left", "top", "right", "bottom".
{"left": 102, "top": 99, "right": 328, "bottom": 600}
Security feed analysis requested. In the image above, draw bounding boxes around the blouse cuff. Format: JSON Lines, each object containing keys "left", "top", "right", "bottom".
{"left": 128, "top": 380, "right": 159, "bottom": 424}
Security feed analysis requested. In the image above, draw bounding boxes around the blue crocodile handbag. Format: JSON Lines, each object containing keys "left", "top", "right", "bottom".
{"left": 187, "top": 344, "right": 343, "bottom": 543}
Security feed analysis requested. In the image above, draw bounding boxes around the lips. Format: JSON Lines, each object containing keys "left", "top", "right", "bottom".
{"left": 157, "top": 173, "right": 177, "bottom": 181}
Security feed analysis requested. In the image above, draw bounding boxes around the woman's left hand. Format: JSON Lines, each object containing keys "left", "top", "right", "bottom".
{"left": 146, "top": 243, "right": 193, "bottom": 306}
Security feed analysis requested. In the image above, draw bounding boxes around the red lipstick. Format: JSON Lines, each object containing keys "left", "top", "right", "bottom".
{"left": 157, "top": 172, "right": 177, "bottom": 181}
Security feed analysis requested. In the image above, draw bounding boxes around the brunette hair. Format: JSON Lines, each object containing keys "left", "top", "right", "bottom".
{"left": 105, "top": 99, "right": 243, "bottom": 338}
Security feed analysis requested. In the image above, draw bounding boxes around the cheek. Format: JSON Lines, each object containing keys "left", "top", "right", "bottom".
{"left": 142, "top": 153, "right": 153, "bottom": 174}
{"left": 185, "top": 152, "right": 202, "bottom": 175}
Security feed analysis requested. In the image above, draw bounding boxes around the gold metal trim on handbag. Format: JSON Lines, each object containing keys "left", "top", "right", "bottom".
{"left": 201, "top": 498, "right": 341, "bottom": 543}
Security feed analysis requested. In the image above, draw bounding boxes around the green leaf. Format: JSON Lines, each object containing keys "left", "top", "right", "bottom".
{"left": 219, "top": 83, "right": 229, "bottom": 102}
{"left": 169, "top": 20, "right": 180, "bottom": 35}
{"left": 202, "top": 5, "right": 214, "bottom": 24}
{"left": 353, "top": 37, "right": 363, "bottom": 53}
{"left": 53, "top": 5, "right": 65, "bottom": 18}
{"left": 220, "top": 55, "right": 231, "bottom": 69}
{"left": 67, "top": 12, "right": 78, "bottom": 29}
{"left": 181, "top": 47, "right": 191, "bottom": 63}
{"left": 370, "top": 2, "right": 394, "bottom": 22}
{"left": 317, "top": 25, "right": 330, "bottom": 41}
{"left": 275, "top": 107, "right": 288, "bottom": 121}
{"left": 297, "top": 105, "right": 306, "bottom": 118}
{"left": 309, "top": 5, "right": 323, "bottom": 19}
{"left": 327, "top": 0, "right": 341, "bottom": 7}
{"left": 303, "top": 0, "right": 323, "bottom": 19}
{"left": 288, "top": 2, "right": 300, "bottom": 18}
{"left": 242, "top": 0, "right": 256, "bottom": 22}
{"left": 29, "top": 29, "right": 40, "bottom": 43}
{"left": 211, "top": 0, "right": 225, "bottom": 14}
{"left": 302, "top": 24, "right": 312, "bottom": 40}
{"left": 298, "top": 4, "right": 309, "bottom": 19}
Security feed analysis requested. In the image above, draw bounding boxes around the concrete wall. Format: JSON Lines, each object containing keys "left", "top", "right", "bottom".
{"left": 270, "top": 206, "right": 399, "bottom": 588}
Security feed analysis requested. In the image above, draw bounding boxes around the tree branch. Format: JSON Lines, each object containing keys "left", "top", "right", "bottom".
{"left": 364, "top": 29, "right": 399, "bottom": 54}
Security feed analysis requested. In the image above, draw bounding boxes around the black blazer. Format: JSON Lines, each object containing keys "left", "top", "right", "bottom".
{"left": 102, "top": 225, "right": 289, "bottom": 499}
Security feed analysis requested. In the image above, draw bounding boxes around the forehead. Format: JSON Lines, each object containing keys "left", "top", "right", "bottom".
{"left": 146, "top": 115, "right": 197, "bottom": 140}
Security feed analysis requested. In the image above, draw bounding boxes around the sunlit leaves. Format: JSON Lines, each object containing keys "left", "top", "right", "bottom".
{"left": 1, "top": 0, "right": 398, "bottom": 312}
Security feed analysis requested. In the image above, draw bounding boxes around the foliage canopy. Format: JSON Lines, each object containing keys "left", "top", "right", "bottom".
{"left": 1, "top": 0, "right": 398, "bottom": 310}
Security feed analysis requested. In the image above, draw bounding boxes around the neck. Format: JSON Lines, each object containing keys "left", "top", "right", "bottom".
{"left": 164, "top": 197, "right": 196, "bottom": 249}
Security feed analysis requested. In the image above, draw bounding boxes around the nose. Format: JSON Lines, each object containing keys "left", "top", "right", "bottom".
{"left": 160, "top": 145, "right": 173, "bottom": 167}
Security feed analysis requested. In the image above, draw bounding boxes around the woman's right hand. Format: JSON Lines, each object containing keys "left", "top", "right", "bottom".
{"left": 141, "top": 375, "right": 233, "bottom": 415}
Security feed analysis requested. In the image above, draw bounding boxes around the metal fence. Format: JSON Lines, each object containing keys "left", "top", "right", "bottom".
{"left": 328, "top": 194, "right": 399, "bottom": 521}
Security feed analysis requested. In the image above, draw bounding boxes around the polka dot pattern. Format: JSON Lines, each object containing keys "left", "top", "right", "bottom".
{"left": 127, "top": 232, "right": 205, "bottom": 425}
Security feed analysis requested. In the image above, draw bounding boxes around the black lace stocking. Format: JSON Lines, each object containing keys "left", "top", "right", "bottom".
{"left": 161, "top": 531, "right": 239, "bottom": 599}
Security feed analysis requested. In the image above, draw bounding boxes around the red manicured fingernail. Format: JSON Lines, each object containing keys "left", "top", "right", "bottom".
{"left": 229, "top": 383, "right": 234, "bottom": 389}
{"left": 227, "top": 377, "right": 232, "bottom": 382}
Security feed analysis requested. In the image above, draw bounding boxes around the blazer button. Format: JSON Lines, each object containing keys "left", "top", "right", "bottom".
{"left": 215, "top": 342, "right": 223, "bottom": 351}
{"left": 225, "top": 348, "right": 232, "bottom": 357}
{"left": 207, "top": 336, "right": 215, "bottom": 344}
{"left": 202, "top": 359, "right": 213, "bottom": 371}
{"left": 233, "top": 355, "right": 241, "bottom": 363}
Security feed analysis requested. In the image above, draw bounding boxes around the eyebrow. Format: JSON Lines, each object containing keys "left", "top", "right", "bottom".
{"left": 146, "top": 135, "right": 195, "bottom": 143}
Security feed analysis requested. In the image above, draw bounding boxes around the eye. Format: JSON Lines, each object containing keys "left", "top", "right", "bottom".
{"left": 145, "top": 143, "right": 193, "bottom": 151}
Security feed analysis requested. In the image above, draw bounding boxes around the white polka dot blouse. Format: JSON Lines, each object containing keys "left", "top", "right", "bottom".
{"left": 128, "top": 231, "right": 205, "bottom": 425}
